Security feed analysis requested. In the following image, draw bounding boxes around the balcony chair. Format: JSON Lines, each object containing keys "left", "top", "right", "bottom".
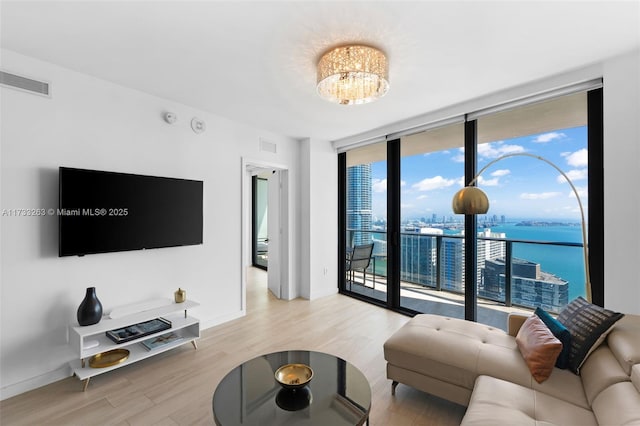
{"left": 346, "top": 243, "right": 375, "bottom": 289}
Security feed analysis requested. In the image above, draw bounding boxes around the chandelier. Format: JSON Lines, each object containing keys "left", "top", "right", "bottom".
{"left": 316, "top": 45, "right": 389, "bottom": 105}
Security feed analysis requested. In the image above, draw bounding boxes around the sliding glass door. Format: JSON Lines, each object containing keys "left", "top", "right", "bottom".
{"left": 343, "top": 142, "right": 387, "bottom": 304}
{"left": 399, "top": 123, "right": 465, "bottom": 317}
{"left": 475, "top": 92, "right": 591, "bottom": 316}
{"left": 339, "top": 87, "right": 603, "bottom": 326}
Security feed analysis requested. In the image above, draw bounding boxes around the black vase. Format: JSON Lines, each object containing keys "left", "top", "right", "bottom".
{"left": 77, "top": 287, "right": 103, "bottom": 326}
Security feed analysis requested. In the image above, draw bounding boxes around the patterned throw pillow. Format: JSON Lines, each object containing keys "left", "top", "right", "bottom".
{"left": 535, "top": 307, "right": 571, "bottom": 369}
{"left": 516, "top": 315, "right": 563, "bottom": 383}
{"left": 557, "top": 297, "right": 624, "bottom": 374}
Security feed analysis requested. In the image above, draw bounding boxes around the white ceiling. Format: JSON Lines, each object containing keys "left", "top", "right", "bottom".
{"left": 1, "top": 1, "right": 639, "bottom": 141}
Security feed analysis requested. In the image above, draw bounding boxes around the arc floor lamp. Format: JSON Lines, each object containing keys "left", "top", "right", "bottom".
{"left": 451, "top": 152, "right": 592, "bottom": 302}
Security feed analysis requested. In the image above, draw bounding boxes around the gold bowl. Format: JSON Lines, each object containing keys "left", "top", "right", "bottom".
{"left": 274, "top": 363, "right": 313, "bottom": 389}
{"left": 88, "top": 349, "right": 130, "bottom": 368}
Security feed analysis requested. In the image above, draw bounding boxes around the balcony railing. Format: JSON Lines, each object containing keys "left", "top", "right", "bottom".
{"left": 346, "top": 228, "right": 584, "bottom": 314}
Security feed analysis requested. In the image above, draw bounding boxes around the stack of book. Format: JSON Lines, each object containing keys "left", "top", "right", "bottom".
{"left": 141, "top": 332, "right": 183, "bottom": 351}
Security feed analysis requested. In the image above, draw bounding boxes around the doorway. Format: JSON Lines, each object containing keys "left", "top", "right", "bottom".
{"left": 242, "top": 158, "right": 289, "bottom": 310}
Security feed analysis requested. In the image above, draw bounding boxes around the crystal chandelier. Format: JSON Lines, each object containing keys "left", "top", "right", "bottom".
{"left": 316, "top": 45, "right": 389, "bottom": 105}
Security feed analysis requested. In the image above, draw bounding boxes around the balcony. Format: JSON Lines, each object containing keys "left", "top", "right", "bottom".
{"left": 345, "top": 229, "right": 586, "bottom": 331}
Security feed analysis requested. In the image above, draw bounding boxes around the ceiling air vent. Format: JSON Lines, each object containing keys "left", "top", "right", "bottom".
{"left": 0, "top": 71, "right": 50, "bottom": 97}
{"left": 260, "top": 138, "right": 277, "bottom": 154}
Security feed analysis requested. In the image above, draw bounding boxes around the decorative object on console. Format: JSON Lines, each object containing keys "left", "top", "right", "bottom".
{"left": 105, "top": 317, "right": 172, "bottom": 344}
{"left": 77, "top": 287, "right": 103, "bottom": 326}
{"left": 141, "top": 332, "right": 183, "bottom": 351}
{"left": 515, "top": 314, "right": 563, "bottom": 383}
{"left": 174, "top": 288, "right": 186, "bottom": 303}
{"left": 556, "top": 296, "right": 624, "bottom": 374}
{"left": 88, "top": 348, "right": 130, "bottom": 368}
{"left": 451, "top": 152, "right": 592, "bottom": 302}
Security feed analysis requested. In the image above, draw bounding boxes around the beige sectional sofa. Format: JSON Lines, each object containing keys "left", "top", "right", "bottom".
{"left": 383, "top": 312, "right": 640, "bottom": 425}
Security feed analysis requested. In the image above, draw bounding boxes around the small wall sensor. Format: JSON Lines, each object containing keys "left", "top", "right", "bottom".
{"left": 163, "top": 112, "right": 177, "bottom": 124}
{"left": 191, "top": 117, "right": 206, "bottom": 134}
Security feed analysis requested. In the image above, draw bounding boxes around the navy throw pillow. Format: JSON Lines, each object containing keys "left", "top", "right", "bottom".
{"left": 557, "top": 297, "right": 624, "bottom": 374}
{"left": 535, "top": 307, "right": 571, "bottom": 369}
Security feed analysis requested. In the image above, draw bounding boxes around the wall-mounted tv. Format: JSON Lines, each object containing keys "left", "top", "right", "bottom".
{"left": 59, "top": 167, "right": 203, "bottom": 257}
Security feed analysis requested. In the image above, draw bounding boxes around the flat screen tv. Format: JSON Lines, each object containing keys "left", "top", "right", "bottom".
{"left": 59, "top": 167, "right": 203, "bottom": 257}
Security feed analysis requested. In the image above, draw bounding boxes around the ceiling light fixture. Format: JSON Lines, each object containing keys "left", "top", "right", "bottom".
{"left": 316, "top": 45, "right": 389, "bottom": 105}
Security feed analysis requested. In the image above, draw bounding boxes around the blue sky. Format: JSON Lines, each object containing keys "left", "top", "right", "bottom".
{"left": 370, "top": 126, "right": 588, "bottom": 221}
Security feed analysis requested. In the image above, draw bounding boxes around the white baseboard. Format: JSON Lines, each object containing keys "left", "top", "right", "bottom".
{"left": 200, "top": 309, "right": 246, "bottom": 330}
{"left": 0, "top": 365, "right": 72, "bottom": 401}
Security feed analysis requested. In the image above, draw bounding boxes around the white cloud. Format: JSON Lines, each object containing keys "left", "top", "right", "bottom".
{"left": 520, "top": 192, "right": 562, "bottom": 200}
{"left": 533, "top": 132, "right": 566, "bottom": 143}
{"left": 477, "top": 176, "right": 500, "bottom": 186}
{"left": 569, "top": 186, "right": 589, "bottom": 200}
{"left": 566, "top": 148, "right": 588, "bottom": 167}
{"left": 417, "top": 195, "right": 428, "bottom": 200}
{"left": 412, "top": 176, "right": 458, "bottom": 191}
{"left": 401, "top": 180, "right": 407, "bottom": 187}
{"left": 478, "top": 176, "right": 499, "bottom": 186}
{"left": 557, "top": 169, "right": 588, "bottom": 183}
{"left": 452, "top": 148, "right": 465, "bottom": 163}
{"left": 478, "top": 141, "right": 525, "bottom": 159}
{"left": 491, "top": 169, "right": 510, "bottom": 177}
{"left": 372, "top": 178, "right": 387, "bottom": 193}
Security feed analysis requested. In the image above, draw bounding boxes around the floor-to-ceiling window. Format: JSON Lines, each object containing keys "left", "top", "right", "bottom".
{"left": 399, "top": 123, "right": 465, "bottom": 317}
{"left": 475, "top": 92, "right": 591, "bottom": 316}
{"left": 342, "top": 142, "right": 387, "bottom": 304}
{"left": 339, "top": 85, "right": 603, "bottom": 326}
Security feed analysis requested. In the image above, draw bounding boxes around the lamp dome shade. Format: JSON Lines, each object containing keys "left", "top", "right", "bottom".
{"left": 452, "top": 187, "right": 490, "bottom": 214}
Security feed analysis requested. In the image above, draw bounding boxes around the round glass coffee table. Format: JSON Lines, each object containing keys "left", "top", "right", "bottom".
{"left": 213, "top": 350, "right": 371, "bottom": 425}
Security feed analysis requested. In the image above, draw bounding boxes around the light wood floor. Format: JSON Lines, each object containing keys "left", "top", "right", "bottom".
{"left": 0, "top": 268, "right": 466, "bottom": 425}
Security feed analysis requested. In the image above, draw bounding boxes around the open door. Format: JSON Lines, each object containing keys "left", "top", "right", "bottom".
{"left": 267, "top": 170, "right": 288, "bottom": 299}
{"left": 242, "top": 159, "right": 289, "bottom": 306}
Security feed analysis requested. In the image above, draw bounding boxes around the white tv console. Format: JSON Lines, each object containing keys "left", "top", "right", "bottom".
{"left": 68, "top": 299, "right": 200, "bottom": 391}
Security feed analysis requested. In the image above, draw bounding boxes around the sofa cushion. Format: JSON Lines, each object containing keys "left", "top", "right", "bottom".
{"left": 535, "top": 307, "right": 571, "bottom": 369}
{"left": 515, "top": 315, "right": 563, "bottom": 383}
{"left": 591, "top": 380, "right": 640, "bottom": 425}
{"left": 460, "top": 375, "right": 598, "bottom": 426}
{"left": 557, "top": 297, "right": 624, "bottom": 374}
{"left": 579, "top": 343, "right": 630, "bottom": 405}
{"left": 607, "top": 313, "right": 640, "bottom": 375}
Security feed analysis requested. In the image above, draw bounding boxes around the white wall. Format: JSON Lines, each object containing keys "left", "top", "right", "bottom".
{"left": 602, "top": 49, "right": 640, "bottom": 313}
{"left": 299, "top": 138, "right": 338, "bottom": 299}
{"left": 0, "top": 49, "right": 300, "bottom": 399}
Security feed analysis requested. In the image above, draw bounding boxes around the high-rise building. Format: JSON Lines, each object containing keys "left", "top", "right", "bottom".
{"left": 401, "top": 227, "right": 442, "bottom": 287}
{"left": 481, "top": 257, "right": 569, "bottom": 312}
{"left": 346, "top": 164, "right": 372, "bottom": 246}
{"left": 437, "top": 229, "right": 506, "bottom": 293}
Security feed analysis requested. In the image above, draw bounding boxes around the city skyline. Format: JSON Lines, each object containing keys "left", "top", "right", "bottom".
{"left": 370, "top": 126, "right": 588, "bottom": 221}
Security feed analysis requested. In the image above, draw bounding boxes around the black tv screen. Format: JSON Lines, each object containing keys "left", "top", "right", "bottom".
{"left": 59, "top": 167, "right": 203, "bottom": 257}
